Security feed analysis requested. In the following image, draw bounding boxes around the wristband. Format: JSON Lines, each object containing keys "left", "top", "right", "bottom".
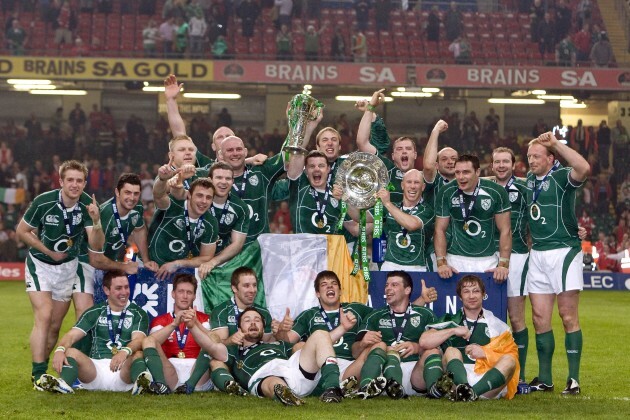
{"left": 92, "top": 221, "right": 102, "bottom": 230}
{"left": 121, "top": 347, "right": 132, "bottom": 356}
{"left": 498, "top": 257, "right": 510, "bottom": 269}
{"left": 437, "top": 259, "right": 448, "bottom": 268}
{"left": 55, "top": 346, "right": 66, "bottom": 353}
{"left": 367, "top": 104, "right": 376, "bottom": 112}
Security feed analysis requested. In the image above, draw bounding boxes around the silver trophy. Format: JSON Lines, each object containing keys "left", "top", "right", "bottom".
{"left": 336, "top": 152, "right": 390, "bottom": 209}
{"left": 283, "top": 90, "right": 323, "bottom": 155}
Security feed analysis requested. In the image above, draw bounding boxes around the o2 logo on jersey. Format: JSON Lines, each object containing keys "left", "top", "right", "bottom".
{"left": 53, "top": 239, "right": 72, "bottom": 252}
{"left": 111, "top": 240, "right": 125, "bottom": 251}
{"left": 396, "top": 233, "right": 412, "bottom": 249}
{"left": 259, "top": 349, "right": 279, "bottom": 357}
{"left": 311, "top": 213, "right": 328, "bottom": 229}
{"left": 169, "top": 240, "right": 186, "bottom": 253}
{"left": 463, "top": 220, "right": 483, "bottom": 237}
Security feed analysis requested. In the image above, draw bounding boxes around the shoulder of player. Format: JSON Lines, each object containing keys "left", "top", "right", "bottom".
{"left": 99, "top": 197, "right": 115, "bottom": 211}
{"left": 252, "top": 304, "right": 272, "bottom": 317}
{"left": 196, "top": 310, "right": 210, "bottom": 321}
{"left": 82, "top": 302, "right": 108, "bottom": 318}
{"left": 29, "top": 189, "right": 59, "bottom": 208}
{"left": 211, "top": 299, "right": 231, "bottom": 314}
{"left": 127, "top": 302, "right": 148, "bottom": 317}
{"left": 227, "top": 193, "right": 248, "bottom": 212}
{"left": 410, "top": 304, "right": 436, "bottom": 316}
{"left": 150, "top": 312, "right": 172, "bottom": 327}
{"left": 479, "top": 178, "right": 506, "bottom": 193}
{"left": 78, "top": 191, "right": 93, "bottom": 206}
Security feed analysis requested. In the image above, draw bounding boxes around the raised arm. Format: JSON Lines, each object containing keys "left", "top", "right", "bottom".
{"left": 539, "top": 131, "right": 591, "bottom": 182}
{"left": 164, "top": 74, "right": 187, "bottom": 137}
{"left": 355, "top": 89, "right": 385, "bottom": 154}
{"left": 423, "top": 119, "right": 449, "bottom": 183}
{"left": 377, "top": 189, "right": 422, "bottom": 231}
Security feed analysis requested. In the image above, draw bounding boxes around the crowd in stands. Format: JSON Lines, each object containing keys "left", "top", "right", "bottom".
{"left": 0, "top": 0, "right": 620, "bottom": 67}
{"left": 1, "top": 100, "right": 629, "bottom": 269}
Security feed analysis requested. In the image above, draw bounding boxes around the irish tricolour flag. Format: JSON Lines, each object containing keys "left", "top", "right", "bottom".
{"left": 0, "top": 188, "right": 25, "bottom": 204}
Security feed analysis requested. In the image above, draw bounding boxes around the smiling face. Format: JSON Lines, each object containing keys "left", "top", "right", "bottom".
{"left": 491, "top": 151, "right": 515, "bottom": 183}
{"left": 402, "top": 169, "right": 424, "bottom": 204}
{"left": 104, "top": 275, "right": 130, "bottom": 310}
{"left": 527, "top": 143, "right": 555, "bottom": 177}
{"left": 316, "top": 276, "right": 341, "bottom": 308}
{"left": 115, "top": 183, "right": 141, "bottom": 212}
{"left": 210, "top": 168, "right": 234, "bottom": 198}
{"left": 437, "top": 148, "right": 458, "bottom": 178}
{"left": 169, "top": 138, "right": 197, "bottom": 167}
{"left": 392, "top": 138, "right": 417, "bottom": 172}
{"left": 316, "top": 129, "right": 341, "bottom": 162}
{"left": 305, "top": 156, "right": 330, "bottom": 190}
{"left": 232, "top": 273, "right": 258, "bottom": 307}
{"left": 60, "top": 169, "right": 86, "bottom": 201}
{"left": 220, "top": 136, "right": 247, "bottom": 171}
{"left": 188, "top": 185, "right": 214, "bottom": 218}
{"left": 454, "top": 160, "right": 480, "bottom": 193}
{"left": 459, "top": 281, "right": 484, "bottom": 313}
{"left": 384, "top": 275, "right": 411, "bottom": 307}
{"left": 239, "top": 310, "right": 264, "bottom": 341}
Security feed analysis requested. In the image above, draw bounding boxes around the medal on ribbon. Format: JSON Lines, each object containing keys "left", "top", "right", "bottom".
{"left": 178, "top": 350, "right": 186, "bottom": 359}
{"left": 106, "top": 304, "right": 127, "bottom": 356}
{"left": 173, "top": 312, "right": 190, "bottom": 359}
{"left": 58, "top": 190, "right": 80, "bottom": 250}
{"left": 458, "top": 181, "right": 480, "bottom": 233}
{"left": 184, "top": 199, "right": 205, "bottom": 259}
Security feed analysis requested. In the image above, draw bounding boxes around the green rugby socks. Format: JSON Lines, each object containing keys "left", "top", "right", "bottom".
{"left": 143, "top": 347, "right": 166, "bottom": 384}
{"left": 472, "top": 367, "right": 506, "bottom": 396}
{"left": 423, "top": 354, "right": 444, "bottom": 389}
{"left": 359, "top": 348, "right": 386, "bottom": 388}
{"left": 513, "top": 328, "right": 529, "bottom": 381}
{"left": 187, "top": 351, "right": 211, "bottom": 389}
{"left": 60, "top": 357, "right": 79, "bottom": 385}
{"left": 210, "top": 367, "right": 234, "bottom": 392}
{"left": 320, "top": 356, "right": 341, "bottom": 389}
{"left": 383, "top": 351, "right": 403, "bottom": 384}
{"left": 536, "top": 330, "right": 555, "bottom": 384}
{"left": 446, "top": 358, "right": 468, "bottom": 385}
{"left": 565, "top": 330, "right": 582, "bottom": 382}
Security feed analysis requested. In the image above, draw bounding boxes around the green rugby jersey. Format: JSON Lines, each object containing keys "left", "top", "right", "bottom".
{"left": 210, "top": 193, "right": 249, "bottom": 253}
{"left": 22, "top": 189, "right": 94, "bottom": 263}
{"left": 376, "top": 152, "right": 403, "bottom": 203}
{"left": 226, "top": 341, "right": 294, "bottom": 390}
{"left": 494, "top": 178, "right": 529, "bottom": 254}
{"left": 289, "top": 173, "right": 342, "bottom": 234}
{"left": 428, "top": 310, "right": 492, "bottom": 365}
{"left": 230, "top": 155, "right": 285, "bottom": 246}
{"left": 435, "top": 179, "right": 511, "bottom": 257}
{"left": 98, "top": 197, "right": 145, "bottom": 261}
{"left": 148, "top": 197, "right": 218, "bottom": 265}
{"left": 381, "top": 201, "right": 434, "bottom": 267}
{"left": 422, "top": 173, "right": 453, "bottom": 256}
{"left": 525, "top": 167, "right": 582, "bottom": 251}
{"left": 74, "top": 301, "right": 148, "bottom": 359}
{"left": 359, "top": 304, "right": 437, "bottom": 362}
{"left": 291, "top": 302, "right": 373, "bottom": 360}
{"left": 210, "top": 299, "right": 273, "bottom": 336}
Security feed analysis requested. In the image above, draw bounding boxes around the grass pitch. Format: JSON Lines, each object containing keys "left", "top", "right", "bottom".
{"left": 0, "top": 282, "right": 629, "bottom": 419}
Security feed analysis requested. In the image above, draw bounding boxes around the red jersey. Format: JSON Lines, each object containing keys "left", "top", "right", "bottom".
{"left": 150, "top": 311, "right": 210, "bottom": 359}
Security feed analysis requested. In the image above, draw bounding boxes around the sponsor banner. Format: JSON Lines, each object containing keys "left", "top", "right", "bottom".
{"left": 0, "top": 57, "right": 213, "bottom": 82}
{"left": 368, "top": 272, "right": 508, "bottom": 322}
{"left": 583, "top": 272, "right": 630, "bottom": 290}
{"left": 214, "top": 61, "right": 630, "bottom": 91}
{"left": 0, "top": 262, "right": 25, "bottom": 281}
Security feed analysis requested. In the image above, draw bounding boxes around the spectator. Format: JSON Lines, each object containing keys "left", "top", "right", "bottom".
{"left": 482, "top": 108, "right": 500, "bottom": 139}
{"left": 529, "top": 0, "right": 544, "bottom": 42}
{"left": 578, "top": 209, "right": 596, "bottom": 239}
{"left": 444, "top": 1, "right": 463, "bottom": 42}
{"left": 68, "top": 103, "right": 86, "bottom": 139}
{"left": 556, "top": 33, "right": 577, "bottom": 67}
{"left": 0, "top": 228, "right": 18, "bottom": 262}
{"left": 174, "top": 16, "right": 189, "bottom": 58}
{"left": 597, "top": 120, "right": 611, "bottom": 169}
{"left": 211, "top": 34, "right": 228, "bottom": 59}
{"left": 426, "top": 6, "right": 440, "bottom": 43}
{"left": 573, "top": 23, "right": 592, "bottom": 62}
{"left": 208, "top": 1, "right": 227, "bottom": 38}
{"left": 142, "top": 19, "right": 159, "bottom": 58}
{"left": 185, "top": 0, "right": 203, "bottom": 19}
{"left": 274, "top": 0, "right": 293, "bottom": 29}
{"left": 590, "top": 31, "right": 613, "bottom": 68}
{"left": 162, "top": 0, "right": 184, "bottom": 19}
{"left": 461, "top": 111, "right": 480, "bottom": 152}
{"left": 275, "top": 23, "right": 293, "bottom": 60}
{"left": 532, "top": 118, "right": 549, "bottom": 138}
{"left": 217, "top": 108, "right": 232, "bottom": 128}
{"left": 0, "top": 141, "right": 13, "bottom": 173}
{"left": 6, "top": 20, "right": 27, "bottom": 56}
{"left": 54, "top": 1, "right": 75, "bottom": 48}
{"left": 570, "top": 119, "right": 593, "bottom": 157}
{"left": 448, "top": 35, "right": 471, "bottom": 64}
{"left": 50, "top": 107, "right": 64, "bottom": 135}
{"left": 593, "top": 172, "right": 612, "bottom": 215}
{"left": 354, "top": 0, "right": 369, "bottom": 32}
{"left": 352, "top": 28, "right": 367, "bottom": 63}
{"left": 238, "top": 0, "right": 260, "bottom": 38}
{"left": 24, "top": 113, "right": 43, "bottom": 142}
{"left": 375, "top": 0, "right": 392, "bottom": 32}
{"left": 576, "top": 0, "right": 592, "bottom": 29}
{"left": 159, "top": 16, "right": 177, "bottom": 58}
{"left": 555, "top": 0, "right": 572, "bottom": 41}
{"left": 537, "top": 12, "right": 555, "bottom": 59}
{"left": 72, "top": 36, "right": 89, "bottom": 56}
{"left": 301, "top": 23, "right": 327, "bottom": 61}
{"left": 188, "top": 10, "right": 207, "bottom": 58}
{"left": 330, "top": 26, "right": 346, "bottom": 61}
